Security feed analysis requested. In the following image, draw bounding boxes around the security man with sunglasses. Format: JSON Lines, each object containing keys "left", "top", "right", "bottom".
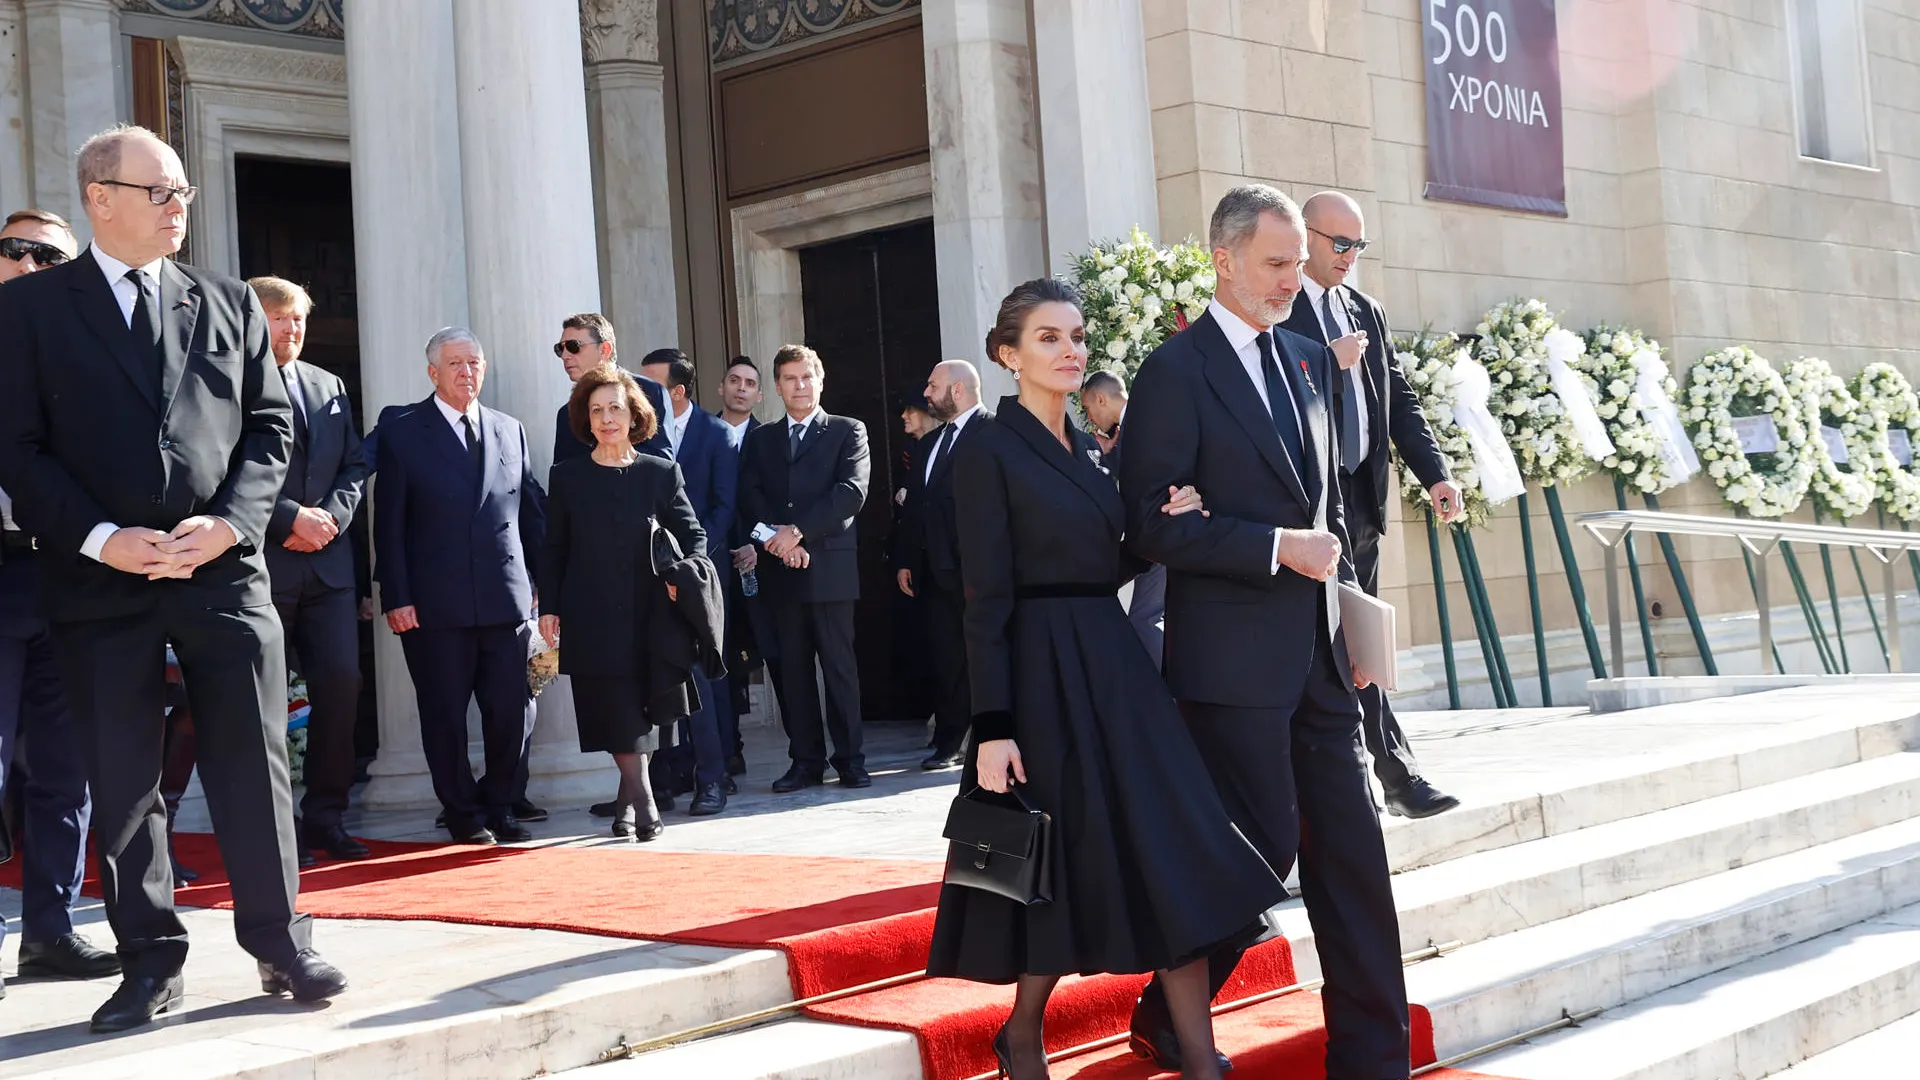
{"left": 0, "top": 208, "right": 123, "bottom": 1003}
{"left": 1281, "top": 190, "right": 1465, "bottom": 821}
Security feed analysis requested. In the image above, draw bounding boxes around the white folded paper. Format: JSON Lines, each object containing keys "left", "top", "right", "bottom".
{"left": 1338, "top": 582, "right": 1398, "bottom": 693}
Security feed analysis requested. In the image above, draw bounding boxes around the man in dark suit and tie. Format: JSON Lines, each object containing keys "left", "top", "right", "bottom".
{"left": 552, "top": 312, "right": 670, "bottom": 465}
{"left": 0, "top": 126, "right": 345, "bottom": 1031}
{"left": 0, "top": 207, "right": 122, "bottom": 1001}
{"left": 1121, "top": 185, "right": 1408, "bottom": 1079}
{"left": 639, "top": 348, "right": 738, "bottom": 816}
{"left": 738, "top": 344, "right": 871, "bottom": 792}
{"left": 373, "top": 327, "right": 545, "bottom": 846}
{"left": 248, "top": 276, "right": 372, "bottom": 860}
{"left": 1282, "top": 191, "right": 1463, "bottom": 820}
{"left": 1082, "top": 369, "right": 1166, "bottom": 667}
{"left": 895, "top": 360, "right": 987, "bottom": 770}
{"left": 719, "top": 357, "right": 788, "bottom": 766}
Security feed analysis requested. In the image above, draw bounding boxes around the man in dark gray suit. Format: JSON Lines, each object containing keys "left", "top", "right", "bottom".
{"left": 249, "top": 276, "right": 370, "bottom": 861}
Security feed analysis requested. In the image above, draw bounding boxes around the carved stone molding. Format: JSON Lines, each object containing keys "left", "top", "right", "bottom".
{"left": 580, "top": 0, "right": 659, "bottom": 65}
{"left": 168, "top": 34, "right": 345, "bottom": 95}
{"left": 117, "top": 0, "right": 343, "bottom": 41}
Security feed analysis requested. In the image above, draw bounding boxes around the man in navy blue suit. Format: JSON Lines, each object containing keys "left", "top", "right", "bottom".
{"left": 373, "top": 327, "right": 546, "bottom": 845}
{"left": 552, "top": 312, "right": 670, "bottom": 464}
{"left": 639, "top": 348, "right": 737, "bottom": 816}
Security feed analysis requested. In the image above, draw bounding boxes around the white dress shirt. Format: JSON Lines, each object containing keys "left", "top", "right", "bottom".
{"left": 663, "top": 399, "right": 691, "bottom": 457}
{"left": 926, "top": 403, "right": 982, "bottom": 482}
{"left": 1299, "top": 274, "right": 1370, "bottom": 456}
{"left": 0, "top": 486, "right": 17, "bottom": 532}
{"left": 1206, "top": 300, "right": 1308, "bottom": 576}
{"left": 80, "top": 246, "right": 243, "bottom": 562}
{"left": 787, "top": 407, "right": 826, "bottom": 443}
{"left": 433, "top": 394, "right": 484, "bottom": 447}
{"left": 723, "top": 416, "right": 750, "bottom": 450}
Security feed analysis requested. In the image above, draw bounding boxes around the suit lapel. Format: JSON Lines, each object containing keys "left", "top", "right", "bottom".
{"left": 157, "top": 260, "right": 200, "bottom": 422}
{"left": 69, "top": 256, "right": 160, "bottom": 410}
{"left": 476, "top": 407, "right": 508, "bottom": 513}
{"left": 791, "top": 415, "right": 830, "bottom": 465}
{"left": 928, "top": 413, "right": 977, "bottom": 487}
{"left": 1197, "top": 314, "right": 1311, "bottom": 510}
{"left": 999, "top": 401, "right": 1123, "bottom": 534}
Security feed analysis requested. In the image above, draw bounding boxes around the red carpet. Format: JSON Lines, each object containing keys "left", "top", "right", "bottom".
{"left": 2, "top": 833, "right": 1520, "bottom": 1078}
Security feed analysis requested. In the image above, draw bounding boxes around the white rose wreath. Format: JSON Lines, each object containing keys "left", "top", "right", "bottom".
{"left": 1783, "top": 355, "right": 1876, "bottom": 520}
{"left": 1395, "top": 331, "right": 1512, "bottom": 529}
{"left": 1852, "top": 362, "right": 1920, "bottom": 523}
{"left": 1684, "top": 345, "right": 1816, "bottom": 518}
{"left": 1475, "top": 299, "right": 1602, "bottom": 487}
{"left": 1577, "top": 326, "right": 1696, "bottom": 496}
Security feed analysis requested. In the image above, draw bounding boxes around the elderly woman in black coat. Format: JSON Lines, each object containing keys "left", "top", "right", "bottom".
{"left": 539, "top": 364, "right": 707, "bottom": 841}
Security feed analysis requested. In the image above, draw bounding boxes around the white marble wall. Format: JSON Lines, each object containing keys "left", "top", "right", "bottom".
{"left": 21, "top": 0, "right": 119, "bottom": 233}
{"left": 0, "top": 2, "right": 34, "bottom": 216}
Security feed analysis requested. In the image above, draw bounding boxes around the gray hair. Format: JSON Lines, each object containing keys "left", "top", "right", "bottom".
{"left": 76, "top": 124, "right": 166, "bottom": 195}
{"left": 1208, "top": 184, "right": 1302, "bottom": 253}
{"left": 425, "top": 326, "right": 484, "bottom": 366}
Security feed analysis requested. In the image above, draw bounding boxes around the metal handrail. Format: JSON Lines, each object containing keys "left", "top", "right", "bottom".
{"left": 1575, "top": 510, "right": 1920, "bottom": 676}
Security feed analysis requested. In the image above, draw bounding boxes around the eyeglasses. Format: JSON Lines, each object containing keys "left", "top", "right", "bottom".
{"left": 1308, "top": 226, "right": 1370, "bottom": 256}
{"left": 553, "top": 339, "right": 603, "bottom": 357}
{"left": 0, "top": 237, "right": 71, "bottom": 266}
{"left": 98, "top": 179, "right": 198, "bottom": 206}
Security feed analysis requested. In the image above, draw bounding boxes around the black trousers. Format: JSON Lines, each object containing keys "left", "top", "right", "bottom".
{"left": 773, "top": 598, "right": 864, "bottom": 773}
{"left": 398, "top": 623, "right": 535, "bottom": 830}
{"left": 743, "top": 590, "right": 794, "bottom": 741}
{"left": 1176, "top": 633, "right": 1410, "bottom": 1078}
{"left": 923, "top": 577, "right": 971, "bottom": 755}
{"left": 274, "top": 565, "right": 362, "bottom": 828}
{"left": 51, "top": 599, "right": 309, "bottom": 976}
{"left": 1347, "top": 512, "right": 1424, "bottom": 790}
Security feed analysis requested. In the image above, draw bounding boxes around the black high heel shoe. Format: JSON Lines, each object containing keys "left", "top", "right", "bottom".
{"left": 993, "top": 1024, "right": 1014, "bottom": 1078}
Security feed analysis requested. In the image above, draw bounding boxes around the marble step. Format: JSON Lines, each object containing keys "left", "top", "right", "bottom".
{"left": 1382, "top": 691, "right": 1920, "bottom": 874}
{"left": 563, "top": 1019, "right": 921, "bottom": 1080}
{"left": 1409, "top": 816, "right": 1920, "bottom": 1060}
{"left": 1277, "top": 751, "right": 1920, "bottom": 983}
{"left": 1469, "top": 903, "right": 1920, "bottom": 1079}
{"left": 1767, "top": 1004, "right": 1920, "bottom": 1076}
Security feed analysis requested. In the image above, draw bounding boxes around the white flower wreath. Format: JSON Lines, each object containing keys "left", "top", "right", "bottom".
{"left": 1783, "top": 355, "right": 1877, "bottom": 520}
{"left": 1684, "top": 345, "right": 1816, "bottom": 518}
{"left": 1852, "top": 363, "right": 1920, "bottom": 522}
{"left": 1475, "top": 299, "right": 1598, "bottom": 487}
{"left": 1395, "top": 331, "right": 1510, "bottom": 529}
{"left": 1063, "top": 226, "right": 1213, "bottom": 381}
{"left": 1577, "top": 325, "right": 1694, "bottom": 496}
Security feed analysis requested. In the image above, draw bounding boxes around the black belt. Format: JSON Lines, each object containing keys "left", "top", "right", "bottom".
{"left": 1015, "top": 582, "right": 1117, "bottom": 600}
{"left": 0, "top": 532, "right": 36, "bottom": 554}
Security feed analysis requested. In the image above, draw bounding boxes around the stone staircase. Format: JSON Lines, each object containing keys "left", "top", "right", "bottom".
{"left": 585, "top": 688, "right": 1920, "bottom": 1079}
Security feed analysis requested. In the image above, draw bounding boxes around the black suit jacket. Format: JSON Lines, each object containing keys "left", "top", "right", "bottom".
{"left": 1120, "top": 308, "right": 1354, "bottom": 710}
{"left": 373, "top": 396, "right": 546, "bottom": 629}
{"left": 672, "top": 404, "right": 738, "bottom": 561}
{"left": 726, "top": 415, "right": 763, "bottom": 550}
{"left": 1282, "top": 286, "right": 1449, "bottom": 534}
{"left": 896, "top": 409, "right": 991, "bottom": 593}
{"left": 0, "top": 251, "right": 292, "bottom": 620}
{"left": 553, "top": 371, "right": 672, "bottom": 466}
{"left": 738, "top": 413, "right": 869, "bottom": 604}
{"left": 265, "top": 360, "right": 367, "bottom": 600}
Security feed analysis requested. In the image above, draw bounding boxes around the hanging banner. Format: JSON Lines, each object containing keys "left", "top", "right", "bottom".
{"left": 1422, "top": 0, "right": 1567, "bottom": 216}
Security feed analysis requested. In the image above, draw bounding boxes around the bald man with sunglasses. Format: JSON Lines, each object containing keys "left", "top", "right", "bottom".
{"left": 1281, "top": 190, "right": 1464, "bottom": 821}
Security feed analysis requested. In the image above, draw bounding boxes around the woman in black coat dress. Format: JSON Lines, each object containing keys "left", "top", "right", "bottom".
{"left": 539, "top": 364, "right": 706, "bottom": 841}
{"left": 926, "top": 280, "right": 1286, "bottom": 1080}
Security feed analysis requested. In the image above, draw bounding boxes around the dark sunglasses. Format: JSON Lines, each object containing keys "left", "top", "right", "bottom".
{"left": 552, "top": 339, "right": 603, "bottom": 357}
{"left": 1308, "top": 226, "right": 1370, "bottom": 256}
{"left": 0, "top": 237, "right": 71, "bottom": 266}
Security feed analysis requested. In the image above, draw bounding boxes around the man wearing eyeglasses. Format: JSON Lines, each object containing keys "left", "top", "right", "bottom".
{"left": 0, "top": 124, "right": 345, "bottom": 1032}
{"left": 551, "top": 312, "right": 671, "bottom": 468}
{"left": 0, "top": 206, "right": 124, "bottom": 1005}
{"left": 1282, "top": 190, "right": 1464, "bottom": 821}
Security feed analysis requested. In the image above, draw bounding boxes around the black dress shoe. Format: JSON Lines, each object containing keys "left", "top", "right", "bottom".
{"left": 921, "top": 750, "right": 965, "bottom": 771}
{"left": 487, "top": 817, "right": 534, "bottom": 843}
{"left": 447, "top": 821, "right": 497, "bottom": 845}
{"left": 259, "top": 949, "right": 348, "bottom": 1002}
{"left": 635, "top": 819, "right": 665, "bottom": 842}
{"left": 1129, "top": 993, "right": 1234, "bottom": 1073}
{"left": 303, "top": 822, "right": 371, "bottom": 861}
{"left": 299, "top": 847, "right": 317, "bottom": 870}
{"left": 1383, "top": 778, "right": 1462, "bottom": 819}
{"left": 510, "top": 799, "right": 548, "bottom": 822}
{"left": 589, "top": 799, "right": 621, "bottom": 818}
{"left": 171, "top": 855, "right": 199, "bottom": 884}
{"left": 722, "top": 776, "right": 738, "bottom": 796}
{"left": 772, "top": 765, "right": 824, "bottom": 793}
{"left": 726, "top": 753, "right": 747, "bottom": 777}
{"left": 689, "top": 782, "right": 728, "bottom": 817}
{"left": 18, "top": 934, "right": 122, "bottom": 979}
{"left": 654, "top": 790, "right": 676, "bottom": 813}
{"left": 90, "top": 972, "right": 185, "bottom": 1033}
{"left": 837, "top": 768, "right": 873, "bottom": 789}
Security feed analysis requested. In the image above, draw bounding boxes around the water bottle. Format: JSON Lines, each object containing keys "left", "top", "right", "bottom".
{"left": 740, "top": 565, "right": 759, "bottom": 598}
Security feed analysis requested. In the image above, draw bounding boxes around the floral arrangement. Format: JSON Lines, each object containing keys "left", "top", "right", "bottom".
{"left": 1394, "top": 331, "right": 1503, "bottom": 529}
{"left": 1783, "top": 355, "right": 1876, "bottom": 520}
{"left": 1684, "top": 346, "right": 1815, "bottom": 518}
{"left": 1063, "top": 226, "right": 1214, "bottom": 380}
{"left": 1577, "top": 326, "right": 1691, "bottom": 495}
{"left": 1474, "top": 299, "right": 1596, "bottom": 487}
{"left": 1853, "top": 363, "right": 1920, "bottom": 522}
{"left": 287, "top": 676, "right": 310, "bottom": 786}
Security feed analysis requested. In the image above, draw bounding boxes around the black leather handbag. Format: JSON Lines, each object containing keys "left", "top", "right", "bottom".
{"left": 942, "top": 784, "right": 1053, "bottom": 905}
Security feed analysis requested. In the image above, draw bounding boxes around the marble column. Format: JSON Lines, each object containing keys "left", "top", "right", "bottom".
{"left": 345, "top": 0, "right": 472, "bottom": 810}
{"left": 922, "top": 0, "right": 1044, "bottom": 402}
{"left": 581, "top": 0, "right": 678, "bottom": 356}
{"left": 21, "top": 0, "right": 120, "bottom": 233}
{"left": 1031, "top": 0, "right": 1158, "bottom": 271}
{"left": 451, "top": 0, "right": 609, "bottom": 807}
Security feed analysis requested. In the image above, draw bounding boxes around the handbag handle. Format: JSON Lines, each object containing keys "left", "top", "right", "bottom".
{"left": 960, "top": 783, "right": 1041, "bottom": 815}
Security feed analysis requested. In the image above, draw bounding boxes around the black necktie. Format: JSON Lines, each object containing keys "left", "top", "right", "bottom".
{"left": 1256, "top": 331, "right": 1309, "bottom": 494}
{"left": 462, "top": 415, "right": 483, "bottom": 473}
{"left": 788, "top": 420, "right": 804, "bottom": 462}
{"left": 127, "top": 269, "right": 161, "bottom": 370}
{"left": 929, "top": 422, "right": 957, "bottom": 477}
{"left": 1324, "top": 289, "right": 1364, "bottom": 474}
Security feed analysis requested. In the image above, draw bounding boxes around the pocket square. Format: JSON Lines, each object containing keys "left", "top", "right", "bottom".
{"left": 329, "top": 400, "right": 341, "bottom": 414}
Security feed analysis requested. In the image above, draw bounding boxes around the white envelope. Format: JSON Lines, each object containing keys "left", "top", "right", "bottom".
{"left": 1338, "top": 582, "right": 1398, "bottom": 693}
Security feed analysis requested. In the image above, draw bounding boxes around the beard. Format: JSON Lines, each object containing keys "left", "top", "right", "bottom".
{"left": 1226, "top": 274, "right": 1294, "bottom": 329}
{"left": 927, "top": 389, "right": 960, "bottom": 422}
